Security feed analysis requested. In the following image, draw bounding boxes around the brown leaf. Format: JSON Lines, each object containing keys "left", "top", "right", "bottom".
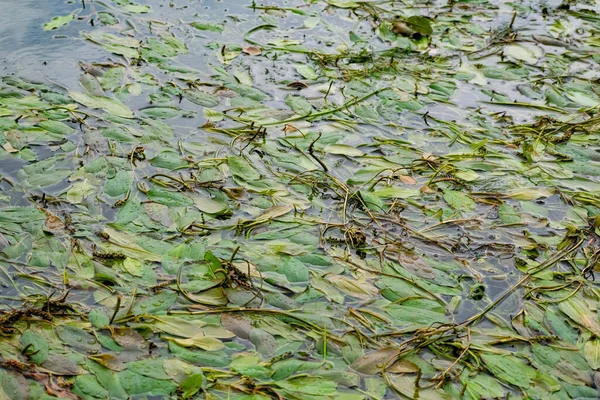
{"left": 221, "top": 313, "right": 252, "bottom": 340}
{"left": 422, "top": 152, "right": 436, "bottom": 161}
{"left": 88, "top": 354, "right": 125, "bottom": 371}
{"left": 42, "top": 354, "right": 79, "bottom": 375}
{"left": 287, "top": 81, "right": 308, "bottom": 90}
{"left": 45, "top": 215, "right": 65, "bottom": 233}
{"left": 242, "top": 46, "right": 262, "bottom": 56}
{"left": 388, "top": 358, "right": 420, "bottom": 374}
{"left": 399, "top": 175, "right": 417, "bottom": 185}
{"left": 45, "top": 376, "right": 78, "bottom": 400}
{"left": 283, "top": 124, "right": 298, "bottom": 133}
{"left": 223, "top": 187, "right": 247, "bottom": 200}
{"left": 350, "top": 347, "right": 401, "bottom": 375}
{"left": 112, "top": 327, "right": 148, "bottom": 351}
{"left": 3, "top": 142, "right": 18, "bottom": 153}
{"left": 392, "top": 21, "right": 417, "bottom": 37}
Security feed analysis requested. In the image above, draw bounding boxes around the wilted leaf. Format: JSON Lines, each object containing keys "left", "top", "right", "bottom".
{"left": 350, "top": 347, "right": 400, "bottom": 374}
{"left": 243, "top": 46, "right": 262, "bottom": 56}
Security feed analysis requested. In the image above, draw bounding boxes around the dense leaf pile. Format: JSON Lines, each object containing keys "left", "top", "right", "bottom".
{"left": 1, "top": 0, "right": 600, "bottom": 398}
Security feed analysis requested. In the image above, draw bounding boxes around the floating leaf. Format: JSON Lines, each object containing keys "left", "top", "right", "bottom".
{"left": 243, "top": 46, "right": 262, "bottom": 56}
{"left": 56, "top": 326, "right": 101, "bottom": 352}
{"left": 227, "top": 156, "right": 261, "bottom": 181}
{"left": 69, "top": 91, "right": 134, "bottom": 118}
{"left": 168, "top": 336, "right": 225, "bottom": 351}
{"left": 21, "top": 330, "right": 49, "bottom": 365}
{"left": 147, "top": 188, "right": 194, "bottom": 207}
{"left": 294, "top": 64, "right": 317, "bottom": 80}
{"left": 584, "top": 338, "right": 600, "bottom": 370}
{"left": 43, "top": 12, "right": 77, "bottom": 31}
{"left": 481, "top": 354, "right": 536, "bottom": 388}
{"left": 350, "top": 348, "right": 400, "bottom": 374}
{"left": 324, "top": 144, "right": 364, "bottom": 157}
{"left": 104, "top": 170, "right": 132, "bottom": 197}
{"left": 191, "top": 21, "right": 225, "bottom": 32}
{"left": 406, "top": 16, "right": 433, "bottom": 35}
{"left": 285, "top": 94, "right": 312, "bottom": 115}
{"left": 443, "top": 190, "right": 476, "bottom": 211}
{"left": 498, "top": 203, "right": 521, "bottom": 224}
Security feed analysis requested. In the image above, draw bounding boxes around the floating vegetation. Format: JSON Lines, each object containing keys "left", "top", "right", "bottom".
{"left": 1, "top": 0, "right": 600, "bottom": 398}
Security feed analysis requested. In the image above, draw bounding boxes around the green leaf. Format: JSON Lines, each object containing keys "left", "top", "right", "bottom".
{"left": 0, "top": 370, "right": 29, "bottom": 400}
{"left": 153, "top": 317, "right": 207, "bottom": 338}
{"left": 73, "top": 375, "right": 110, "bottom": 399}
{"left": 461, "top": 372, "right": 505, "bottom": 400}
{"left": 38, "top": 120, "right": 75, "bottom": 135}
{"left": 371, "top": 187, "right": 419, "bottom": 199}
{"left": 584, "top": 338, "right": 600, "bottom": 369}
{"left": 119, "top": 370, "right": 177, "bottom": 396}
{"left": 406, "top": 16, "right": 432, "bottom": 35}
{"left": 558, "top": 297, "right": 600, "bottom": 335}
{"left": 69, "top": 91, "right": 134, "bottom": 118}
{"left": 224, "top": 83, "right": 270, "bottom": 101}
{"left": 42, "top": 354, "right": 79, "bottom": 375}
{"left": 191, "top": 21, "right": 224, "bottom": 32}
{"left": 504, "top": 44, "right": 538, "bottom": 64}
{"left": 150, "top": 150, "right": 188, "bottom": 170}
{"left": 126, "top": 359, "right": 171, "bottom": 380}
{"left": 443, "top": 190, "right": 476, "bottom": 211}
{"left": 183, "top": 89, "right": 219, "bottom": 107}
{"left": 87, "top": 361, "right": 129, "bottom": 399}
{"left": 193, "top": 196, "right": 228, "bottom": 215}
{"left": 147, "top": 188, "right": 194, "bottom": 207}
{"left": 271, "top": 359, "right": 325, "bottom": 380}
{"left": 384, "top": 305, "right": 447, "bottom": 328}
{"left": 277, "top": 256, "right": 309, "bottom": 283}
{"left": 294, "top": 64, "right": 318, "bottom": 80}
{"left": 132, "top": 291, "right": 177, "bottom": 315}
{"left": 285, "top": 94, "right": 312, "bottom": 115}
{"left": 274, "top": 376, "right": 338, "bottom": 398}
{"left": 140, "top": 106, "right": 193, "bottom": 119}
{"left": 323, "top": 144, "right": 364, "bottom": 157}
{"left": 498, "top": 203, "right": 521, "bottom": 224}
{"left": 122, "top": 4, "right": 152, "bottom": 13}
{"left": 43, "top": 12, "right": 77, "bottom": 31}
{"left": 56, "top": 325, "right": 101, "bottom": 352}
{"left": 227, "top": 156, "right": 261, "bottom": 181}
{"left": 21, "top": 331, "right": 49, "bottom": 365}
{"left": 104, "top": 170, "right": 132, "bottom": 197}
{"left": 481, "top": 353, "right": 536, "bottom": 388}
{"left": 482, "top": 67, "right": 522, "bottom": 81}
{"left": 89, "top": 309, "right": 110, "bottom": 329}
{"left": 178, "top": 374, "right": 205, "bottom": 399}
{"left": 167, "top": 336, "right": 225, "bottom": 351}
{"left": 0, "top": 207, "right": 45, "bottom": 223}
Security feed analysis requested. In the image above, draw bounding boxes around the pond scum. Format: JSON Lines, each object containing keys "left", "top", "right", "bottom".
{"left": 1, "top": 0, "right": 600, "bottom": 398}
